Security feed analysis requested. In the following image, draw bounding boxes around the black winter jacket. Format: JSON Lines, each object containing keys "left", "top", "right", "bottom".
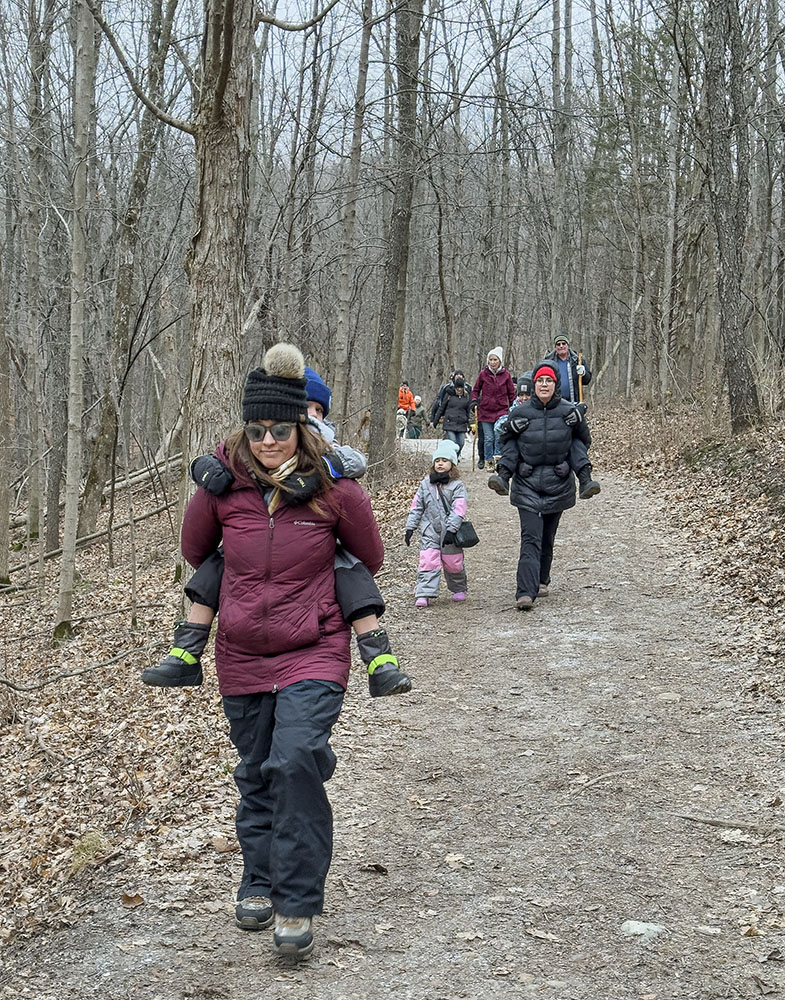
{"left": 436, "top": 387, "right": 472, "bottom": 433}
{"left": 498, "top": 392, "right": 591, "bottom": 514}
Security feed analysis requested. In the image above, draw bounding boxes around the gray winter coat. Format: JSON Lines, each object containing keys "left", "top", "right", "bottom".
{"left": 406, "top": 477, "right": 468, "bottom": 550}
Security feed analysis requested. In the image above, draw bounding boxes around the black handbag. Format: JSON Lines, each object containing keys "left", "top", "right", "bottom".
{"left": 438, "top": 488, "right": 480, "bottom": 548}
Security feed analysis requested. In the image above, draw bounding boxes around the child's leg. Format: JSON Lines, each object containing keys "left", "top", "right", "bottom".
{"left": 334, "top": 546, "right": 411, "bottom": 698}
{"left": 141, "top": 550, "right": 224, "bottom": 688}
{"left": 441, "top": 545, "right": 467, "bottom": 599}
{"left": 416, "top": 546, "right": 443, "bottom": 600}
{"left": 569, "top": 438, "right": 600, "bottom": 498}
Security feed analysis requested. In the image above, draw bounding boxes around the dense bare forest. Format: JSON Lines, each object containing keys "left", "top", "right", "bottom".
{"left": 2, "top": 2, "right": 785, "bottom": 991}
{"left": 2, "top": 0, "right": 783, "bottom": 622}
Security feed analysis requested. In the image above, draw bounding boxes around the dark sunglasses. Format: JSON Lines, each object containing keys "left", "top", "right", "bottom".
{"left": 244, "top": 422, "right": 296, "bottom": 443}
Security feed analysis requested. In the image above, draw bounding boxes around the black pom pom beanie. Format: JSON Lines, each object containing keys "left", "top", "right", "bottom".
{"left": 242, "top": 344, "right": 309, "bottom": 423}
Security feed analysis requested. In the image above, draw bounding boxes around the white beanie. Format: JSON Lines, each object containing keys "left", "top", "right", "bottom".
{"left": 432, "top": 439, "right": 460, "bottom": 464}
{"left": 488, "top": 346, "right": 504, "bottom": 366}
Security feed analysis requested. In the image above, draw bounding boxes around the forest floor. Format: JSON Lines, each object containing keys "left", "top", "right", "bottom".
{"left": 1, "top": 405, "right": 785, "bottom": 1000}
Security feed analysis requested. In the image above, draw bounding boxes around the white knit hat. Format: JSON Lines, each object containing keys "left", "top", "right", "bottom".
{"left": 487, "top": 346, "right": 504, "bottom": 366}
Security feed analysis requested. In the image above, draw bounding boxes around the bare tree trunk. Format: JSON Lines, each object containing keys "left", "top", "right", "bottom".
{"left": 182, "top": 0, "right": 255, "bottom": 461}
{"left": 332, "top": 0, "right": 372, "bottom": 434}
{"left": 659, "top": 9, "right": 682, "bottom": 397}
{"left": 0, "top": 252, "right": 9, "bottom": 586}
{"left": 78, "top": 0, "right": 177, "bottom": 537}
{"left": 704, "top": 0, "right": 761, "bottom": 431}
{"left": 368, "top": 0, "right": 423, "bottom": 478}
{"left": 55, "top": 0, "right": 97, "bottom": 636}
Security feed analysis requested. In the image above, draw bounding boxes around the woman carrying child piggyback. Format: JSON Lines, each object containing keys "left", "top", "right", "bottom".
{"left": 179, "top": 344, "right": 385, "bottom": 961}
{"left": 404, "top": 440, "right": 469, "bottom": 607}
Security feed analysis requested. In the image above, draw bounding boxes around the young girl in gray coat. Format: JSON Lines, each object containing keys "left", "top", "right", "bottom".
{"left": 404, "top": 440, "right": 469, "bottom": 607}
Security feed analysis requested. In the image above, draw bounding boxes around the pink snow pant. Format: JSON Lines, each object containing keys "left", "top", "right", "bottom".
{"left": 415, "top": 546, "right": 466, "bottom": 598}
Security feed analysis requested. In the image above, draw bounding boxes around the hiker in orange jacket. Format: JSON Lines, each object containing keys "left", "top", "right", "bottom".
{"left": 398, "top": 381, "right": 416, "bottom": 412}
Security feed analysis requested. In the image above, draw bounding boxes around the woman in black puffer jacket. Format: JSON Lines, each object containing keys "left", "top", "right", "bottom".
{"left": 489, "top": 361, "right": 591, "bottom": 610}
{"left": 435, "top": 377, "right": 473, "bottom": 457}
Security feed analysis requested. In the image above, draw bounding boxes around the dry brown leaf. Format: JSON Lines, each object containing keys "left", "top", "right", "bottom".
{"left": 121, "top": 892, "right": 145, "bottom": 909}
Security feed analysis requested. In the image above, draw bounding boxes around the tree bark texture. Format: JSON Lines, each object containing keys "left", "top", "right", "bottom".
{"left": 704, "top": 0, "right": 761, "bottom": 432}
{"left": 367, "top": 0, "right": 424, "bottom": 478}
{"left": 56, "top": 0, "right": 98, "bottom": 634}
{"left": 183, "top": 0, "right": 255, "bottom": 461}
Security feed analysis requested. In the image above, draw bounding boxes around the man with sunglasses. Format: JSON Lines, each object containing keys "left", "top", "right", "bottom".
{"left": 545, "top": 334, "right": 591, "bottom": 404}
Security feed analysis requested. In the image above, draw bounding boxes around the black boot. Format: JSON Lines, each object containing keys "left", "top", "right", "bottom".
{"left": 578, "top": 466, "right": 601, "bottom": 499}
{"left": 487, "top": 472, "right": 509, "bottom": 496}
{"left": 142, "top": 621, "right": 211, "bottom": 687}
{"left": 356, "top": 628, "right": 412, "bottom": 698}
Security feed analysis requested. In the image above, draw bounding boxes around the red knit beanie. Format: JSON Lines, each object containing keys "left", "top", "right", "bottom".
{"left": 533, "top": 362, "right": 558, "bottom": 383}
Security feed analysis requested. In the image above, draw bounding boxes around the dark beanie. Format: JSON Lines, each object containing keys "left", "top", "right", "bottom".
{"left": 517, "top": 372, "right": 534, "bottom": 396}
{"left": 303, "top": 365, "right": 332, "bottom": 417}
{"left": 242, "top": 344, "right": 309, "bottom": 423}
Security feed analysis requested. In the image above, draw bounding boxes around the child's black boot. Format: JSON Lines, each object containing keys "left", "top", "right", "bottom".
{"left": 578, "top": 466, "right": 601, "bottom": 499}
{"left": 142, "top": 621, "right": 211, "bottom": 687}
{"left": 356, "top": 628, "right": 412, "bottom": 698}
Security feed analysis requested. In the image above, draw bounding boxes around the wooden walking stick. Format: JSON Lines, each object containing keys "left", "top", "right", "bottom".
{"left": 578, "top": 351, "right": 584, "bottom": 403}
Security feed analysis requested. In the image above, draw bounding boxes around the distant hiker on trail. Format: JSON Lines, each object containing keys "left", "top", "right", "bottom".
{"left": 408, "top": 395, "right": 427, "bottom": 438}
{"left": 545, "top": 334, "right": 591, "bottom": 404}
{"left": 398, "top": 381, "right": 416, "bottom": 412}
{"left": 542, "top": 335, "right": 600, "bottom": 497}
{"left": 404, "top": 439, "right": 469, "bottom": 608}
{"left": 494, "top": 372, "right": 534, "bottom": 440}
{"left": 471, "top": 347, "right": 515, "bottom": 472}
{"left": 430, "top": 369, "right": 466, "bottom": 426}
{"left": 434, "top": 374, "right": 472, "bottom": 457}
{"left": 144, "top": 360, "right": 409, "bottom": 701}
{"left": 162, "top": 344, "right": 404, "bottom": 960}
{"left": 486, "top": 361, "right": 592, "bottom": 611}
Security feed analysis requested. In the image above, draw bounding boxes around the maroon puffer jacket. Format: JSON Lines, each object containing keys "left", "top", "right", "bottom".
{"left": 471, "top": 366, "right": 515, "bottom": 422}
{"left": 181, "top": 448, "right": 384, "bottom": 696}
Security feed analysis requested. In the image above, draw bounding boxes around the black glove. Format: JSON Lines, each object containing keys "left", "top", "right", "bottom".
{"left": 563, "top": 407, "right": 581, "bottom": 427}
{"left": 405, "top": 529, "right": 413, "bottom": 546}
{"left": 554, "top": 461, "right": 570, "bottom": 478}
{"left": 519, "top": 461, "right": 534, "bottom": 478}
{"left": 322, "top": 451, "right": 345, "bottom": 479}
{"left": 443, "top": 531, "right": 457, "bottom": 546}
{"left": 508, "top": 413, "right": 529, "bottom": 434}
{"left": 279, "top": 470, "right": 322, "bottom": 504}
{"left": 190, "top": 454, "right": 235, "bottom": 495}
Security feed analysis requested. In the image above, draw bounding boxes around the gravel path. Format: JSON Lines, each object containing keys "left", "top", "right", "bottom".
{"left": 2, "top": 467, "right": 782, "bottom": 1000}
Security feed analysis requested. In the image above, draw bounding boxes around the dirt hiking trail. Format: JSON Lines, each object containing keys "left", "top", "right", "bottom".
{"left": 2, "top": 465, "right": 782, "bottom": 1000}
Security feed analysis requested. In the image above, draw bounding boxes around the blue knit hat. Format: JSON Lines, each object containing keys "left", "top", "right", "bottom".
{"left": 303, "top": 365, "right": 332, "bottom": 417}
{"left": 432, "top": 440, "right": 460, "bottom": 465}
